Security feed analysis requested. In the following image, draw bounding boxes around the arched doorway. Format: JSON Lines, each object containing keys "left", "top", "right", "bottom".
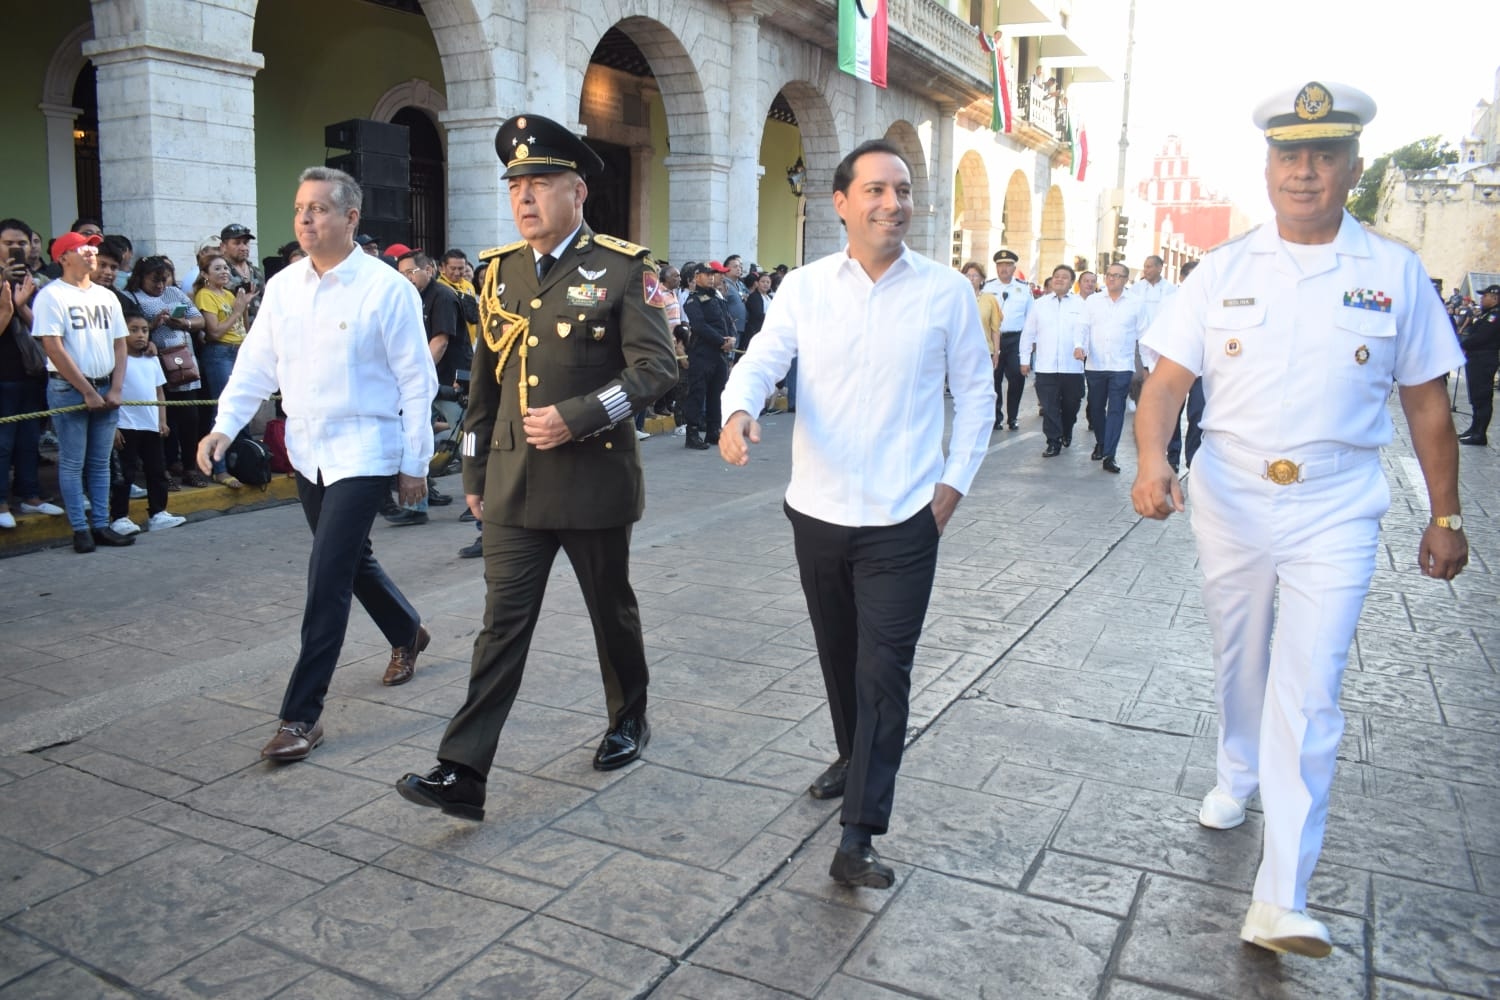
{"left": 391, "top": 107, "right": 446, "bottom": 255}
{"left": 1038, "top": 185, "right": 1066, "bottom": 273}
{"left": 758, "top": 92, "right": 805, "bottom": 270}
{"left": 954, "top": 150, "right": 990, "bottom": 268}
{"left": 1001, "top": 170, "right": 1033, "bottom": 280}
{"left": 72, "top": 64, "right": 101, "bottom": 225}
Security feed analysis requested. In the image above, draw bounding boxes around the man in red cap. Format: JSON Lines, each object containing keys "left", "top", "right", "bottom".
{"left": 30, "top": 231, "right": 134, "bottom": 552}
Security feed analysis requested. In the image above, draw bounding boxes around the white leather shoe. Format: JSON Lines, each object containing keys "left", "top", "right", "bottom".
{"left": 1239, "top": 901, "right": 1332, "bottom": 957}
{"left": 1198, "top": 787, "right": 1247, "bottom": 829}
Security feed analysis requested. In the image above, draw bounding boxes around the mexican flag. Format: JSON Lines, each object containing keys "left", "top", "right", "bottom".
{"left": 978, "top": 30, "right": 1012, "bottom": 133}
{"left": 839, "top": 0, "right": 888, "bottom": 88}
{"left": 1068, "top": 119, "right": 1088, "bottom": 181}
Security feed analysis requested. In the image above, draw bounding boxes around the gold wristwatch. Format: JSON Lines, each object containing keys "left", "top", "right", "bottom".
{"left": 1431, "top": 514, "right": 1463, "bottom": 531}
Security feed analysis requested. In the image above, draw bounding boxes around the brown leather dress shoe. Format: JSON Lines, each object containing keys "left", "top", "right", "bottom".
{"left": 383, "top": 624, "right": 431, "bottom": 686}
{"left": 260, "top": 720, "right": 324, "bottom": 762}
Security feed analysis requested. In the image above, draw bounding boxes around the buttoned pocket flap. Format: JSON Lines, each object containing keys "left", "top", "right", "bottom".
{"left": 490, "top": 422, "right": 514, "bottom": 451}
{"left": 1205, "top": 305, "right": 1266, "bottom": 330}
{"left": 1333, "top": 309, "right": 1397, "bottom": 338}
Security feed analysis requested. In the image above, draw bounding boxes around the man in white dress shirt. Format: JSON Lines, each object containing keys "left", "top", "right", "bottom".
{"left": 1082, "top": 263, "right": 1146, "bottom": 473}
{"left": 1020, "top": 264, "right": 1087, "bottom": 456}
{"left": 720, "top": 139, "right": 994, "bottom": 889}
{"left": 200, "top": 166, "right": 438, "bottom": 763}
{"left": 1132, "top": 81, "right": 1467, "bottom": 957}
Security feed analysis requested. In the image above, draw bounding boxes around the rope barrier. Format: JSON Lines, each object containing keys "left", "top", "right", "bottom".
{"left": 0, "top": 395, "right": 278, "bottom": 425}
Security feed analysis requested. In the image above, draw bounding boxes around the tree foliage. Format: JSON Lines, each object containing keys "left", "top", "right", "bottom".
{"left": 1347, "top": 135, "right": 1460, "bottom": 223}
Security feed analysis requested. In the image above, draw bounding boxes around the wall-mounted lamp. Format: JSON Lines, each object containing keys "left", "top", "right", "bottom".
{"left": 786, "top": 156, "right": 806, "bottom": 197}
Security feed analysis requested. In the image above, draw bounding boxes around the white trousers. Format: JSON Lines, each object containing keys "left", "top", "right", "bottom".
{"left": 1190, "top": 440, "right": 1387, "bottom": 909}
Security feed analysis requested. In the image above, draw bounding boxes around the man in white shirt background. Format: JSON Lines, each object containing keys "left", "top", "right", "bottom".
{"left": 1082, "top": 262, "right": 1146, "bottom": 474}
{"left": 1021, "top": 263, "right": 1087, "bottom": 456}
{"left": 1131, "top": 254, "right": 1185, "bottom": 468}
{"left": 720, "top": 138, "right": 994, "bottom": 890}
{"left": 982, "top": 248, "right": 1032, "bottom": 430}
{"left": 200, "top": 166, "right": 438, "bottom": 764}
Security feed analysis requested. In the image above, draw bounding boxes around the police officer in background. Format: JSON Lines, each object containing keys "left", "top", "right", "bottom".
{"left": 1457, "top": 283, "right": 1499, "bottom": 446}
{"left": 397, "top": 113, "right": 677, "bottom": 821}
{"left": 1132, "top": 81, "right": 1467, "bottom": 958}
{"left": 681, "top": 260, "right": 735, "bottom": 450}
{"left": 982, "top": 249, "right": 1032, "bottom": 430}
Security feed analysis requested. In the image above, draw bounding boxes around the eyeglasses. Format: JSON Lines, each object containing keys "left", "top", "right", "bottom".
{"left": 1106, "top": 271, "right": 1127, "bottom": 279}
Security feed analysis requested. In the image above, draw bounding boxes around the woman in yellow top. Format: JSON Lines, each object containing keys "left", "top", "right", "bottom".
{"left": 192, "top": 255, "right": 251, "bottom": 403}
{"left": 961, "top": 262, "right": 1002, "bottom": 371}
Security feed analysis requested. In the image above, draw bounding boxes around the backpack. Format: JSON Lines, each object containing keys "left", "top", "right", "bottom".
{"left": 225, "top": 436, "right": 274, "bottom": 487}
{"left": 262, "top": 418, "right": 293, "bottom": 474}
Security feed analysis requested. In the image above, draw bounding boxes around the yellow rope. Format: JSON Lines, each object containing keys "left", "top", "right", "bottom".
{"left": 0, "top": 397, "right": 242, "bottom": 424}
{"left": 479, "top": 261, "right": 531, "bottom": 417}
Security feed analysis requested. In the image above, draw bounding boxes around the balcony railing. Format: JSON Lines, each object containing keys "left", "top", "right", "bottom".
{"left": 1017, "top": 81, "right": 1069, "bottom": 141}
{"left": 887, "top": 0, "right": 991, "bottom": 87}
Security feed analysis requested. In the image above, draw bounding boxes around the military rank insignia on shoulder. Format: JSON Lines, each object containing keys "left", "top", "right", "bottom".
{"left": 594, "top": 234, "right": 651, "bottom": 259}
{"left": 479, "top": 239, "right": 529, "bottom": 262}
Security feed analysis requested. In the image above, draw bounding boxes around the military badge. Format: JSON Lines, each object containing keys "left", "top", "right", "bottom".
{"left": 578, "top": 266, "right": 607, "bottom": 280}
{"left": 557, "top": 321, "right": 572, "bottom": 338}
{"left": 591, "top": 325, "right": 606, "bottom": 341}
{"left": 643, "top": 270, "right": 674, "bottom": 309}
{"left": 1354, "top": 345, "right": 1370, "bottom": 365}
{"left": 567, "top": 284, "right": 607, "bottom": 307}
{"left": 1225, "top": 338, "right": 1242, "bottom": 356}
{"left": 515, "top": 143, "right": 530, "bottom": 160}
{"left": 1342, "top": 288, "right": 1392, "bottom": 313}
{"left": 1294, "top": 82, "right": 1332, "bottom": 121}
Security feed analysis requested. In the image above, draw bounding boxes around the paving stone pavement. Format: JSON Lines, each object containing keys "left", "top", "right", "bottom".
{"left": 1, "top": 397, "right": 1496, "bottom": 999}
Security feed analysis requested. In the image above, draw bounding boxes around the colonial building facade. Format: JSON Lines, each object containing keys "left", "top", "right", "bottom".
{"left": 8, "top": 0, "right": 1108, "bottom": 278}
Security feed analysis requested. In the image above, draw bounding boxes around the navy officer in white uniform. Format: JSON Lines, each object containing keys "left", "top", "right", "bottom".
{"left": 1131, "top": 81, "right": 1468, "bottom": 958}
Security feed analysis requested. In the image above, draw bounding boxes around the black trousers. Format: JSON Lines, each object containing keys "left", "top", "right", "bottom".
{"left": 1166, "top": 377, "right": 1206, "bottom": 469}
{"left": 438, "top": 522, "right": 649, "bottom": 775}
{"left": 280, "top": 473, "right": 421, "bottom": 724}
{"left": 1467, "top": 352, "right": 1498, "bottom": 436}
{"left": 995, "top": 332, "right": 1025, "bottom": 424}
{"left": 786, "top": 502, "right": 940, "bottom": 835}
{"left": 684, "top": 352, "right": 727, "bottom": 436}
{"left": 109, "top": 429, "right": 168, "bottom": 520}
{"left": 1034, "top": 372, "right": 1084, "bottom": 446}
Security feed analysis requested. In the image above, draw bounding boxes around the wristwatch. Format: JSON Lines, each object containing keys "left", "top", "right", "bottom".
{"left": 1431, "top": 514, "right": 1463, "bottom": 531}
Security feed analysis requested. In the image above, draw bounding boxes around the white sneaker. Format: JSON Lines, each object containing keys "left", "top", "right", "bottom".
{"left": 19, "top": 501, "right": 65, "bottom": 515}
{"left": 147, "top": 511, "right": 187, "bottom": 531}
{"left": 1198, "top": 787, "right": 1247, "bottom": 829}
{"left": 635, "top": 429, "right": 650, "bottom": 440}
{"left": 1239, "top": 901, "right": 1332, "bottom": 958}
{"left": 109, "top": 516, "right": 141, "bottom": 536}
{"left": 0, "top": 511, "right": 15, "bottom": 529}
{"left": 128, "top": 484, "right": 148, "bottom": 499}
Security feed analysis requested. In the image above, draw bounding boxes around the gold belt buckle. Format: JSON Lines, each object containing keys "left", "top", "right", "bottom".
{"left": 1263, "top": 458, "right": 1302, "bottom": 486}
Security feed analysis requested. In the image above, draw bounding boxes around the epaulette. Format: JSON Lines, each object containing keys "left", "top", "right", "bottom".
{"left": 479, "top": 240, "right": 528, "bottom": 262}
{"left": 1203, "top": 227, "right": 1257, "bottom": 256}
{"left": 593, "top": 234, "right": 651, "bottom": 259}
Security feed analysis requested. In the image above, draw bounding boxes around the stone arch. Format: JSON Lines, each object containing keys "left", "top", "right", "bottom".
{"left": 39, "top": 21, "right": 96, "bottom": 234}
{"left": 883, "top": 119, "right": 931, "bottom": 253}
{"left": 777, "top": 81, "right": 843, "bottom": 263}
{"left": 954, "top": 149, "right": 990, "bottom": 268}
{"left": 42, "top": 21, "right": 92, "bottom": 107}
{"left": 1001, "top": 170, "right": 1033, "bottom": 277}
{"left": 1038, "top": 184, "right": 1066, "bottom": 273}
{"left": 372, "top": 79, "right": 449, "bottom": 135}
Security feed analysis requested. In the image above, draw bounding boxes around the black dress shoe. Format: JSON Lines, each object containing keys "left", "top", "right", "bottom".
{"left": 1042, "top": 443, "right": 1061, "bottom": 458}
{"left": 380, "top": 496, "right": 402, "bottom": 518}
{"left": 458, "top": 537, "right": 483, "bottom": 559}
{"left": 1459, "top": 435, "right": 1487, "bottom": 446}
{"left": 92, "top": 526, "right": 136, "bottom": 547}
{"left": 1062, "top": 436, "right": 1072, "bottom": 448}
{"left": 593, "top": 715, "right": 649, "bottom": 770}
{"left": 993, "top": 419, "right": 1004, "bottom": 431}
{"left": 1090, "top": 444, "right": 1104, "bottom": 460}
{"left": 396, "top": 764, "right": 485, "bottom": 821}
{"left": 808, "top": 757, "right": 849, "bottom": 799}
{"left": 72, "top": 529, "right": 95, "bottom": 553}
{"left": 1007, "top": 420, "right": 1018, "bottom": 431}
{"left": 426, "top": 483, "right": 453, "bottom": 506}
{"left": 384, "top": 509, "right": 429, "bottom": 526}
{"left": 459, "top": 508, "right": 476, "bottom": 523}
{"left": 1102, "top": 457, "right": 1121, "bottom": 474}
{"left": 829, "top": 844, "right": 895, "bottom": 889}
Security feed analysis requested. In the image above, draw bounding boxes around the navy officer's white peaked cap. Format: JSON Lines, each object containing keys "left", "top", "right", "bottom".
{"left": 1252, "top": 81, "right": 1376, "bottom": 144}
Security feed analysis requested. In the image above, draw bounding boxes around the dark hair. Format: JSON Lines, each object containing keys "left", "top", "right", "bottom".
{"left": 1179, "top": 260, "right": 1199, "bottom": 279}
{"left": 0, "top": 218, "right": 32, "bottom": 238}
{"left": 124, "top": 255, "right": 173, "bottom": 292}
{"left": 961, "top": 261, "right": 985, "bottom": 279}
{"left": 441, "top": 248, "right": 468, "bottom": 264}
{"left": 278, "top": 240, "right": 301, "bottom": 259}
{"left": 71, "top": 217, "right": 103, "bottom": 233}
{"left": 398, "top": 250, "right": 432, "bottom": 270}
{"left": 101, "top": 234, "right": 132, "bottom": 258}
{"left": 832, "top": 139, "right": 910, "bottom": 196}
{"left": 1051, "top": 263, "right": 1076, "bottom": 282}
{"left": 724, "top": 254, "right": 741, "bottom": 266}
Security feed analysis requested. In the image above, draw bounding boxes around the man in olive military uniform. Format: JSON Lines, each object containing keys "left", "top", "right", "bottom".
{"left": 682, "top": 260, "right": 735, "bottom": 449}
{"left": 1458, "top": 283, "right": 1499, "bottom": 446}
{"left": 396, "top": 113, "right": 677, "bottom": 821}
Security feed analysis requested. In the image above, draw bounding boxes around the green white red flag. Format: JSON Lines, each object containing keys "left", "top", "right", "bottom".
{"left": 839, "top": 0, "right": 888, "bottom": 88}
{"left": 978, "top": 30, "right": 1012, "bottom": 133}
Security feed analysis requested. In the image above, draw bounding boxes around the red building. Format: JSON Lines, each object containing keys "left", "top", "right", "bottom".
{"left": 1137, "top": 136, "right": 1250, "bottom": 258}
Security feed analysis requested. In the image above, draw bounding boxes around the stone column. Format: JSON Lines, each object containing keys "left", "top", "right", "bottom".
{"left": 855, "top": 80, "right": 879, "bottom": 143}
{"left": 725, "top": 1, "right": 762, "bottom": 263}
{"left": 440, "top": 111, "right": 511, "bottom": 254}
{"left": 930, "top": 102, "right": 958, "bottom": 262}
{"left": 525, "top": 0, "right": 571, "bottom": 124}
{"left": 39, "top": 103, "right": 82, "bottom": 236}
{"left": 83, "top": 32, "right": 263, "bottom": 267}
{"left": 664, "top": 153, "right": 731, "bottom": 263}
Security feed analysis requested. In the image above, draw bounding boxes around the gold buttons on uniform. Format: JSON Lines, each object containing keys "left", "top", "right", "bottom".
{"left": 530, "top": 298, "right": 543, "bottom": 310}
{"left": 527, "top": 336, "right": 539, "bottom": 347}
{"left": 604, "top": 442, "right": 613, "bottom": 449}
{"left": 339, "top": 322, "right": 347, "bottom": 330}
{"left": 527, "top": 375, "right": 539, "bottom": 386}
